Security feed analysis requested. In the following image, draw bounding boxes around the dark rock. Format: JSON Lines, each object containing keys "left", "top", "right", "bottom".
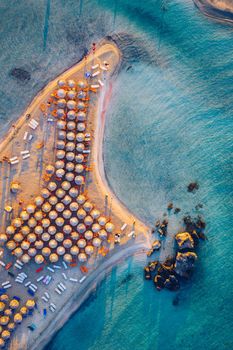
{"left": 152, "top": 240, "right": 161, "bottom": 250}
{"left": 167, "top": 202, "right": 173, "bottom": 210}
{"left": 163, "top": 256, "right": 176, "bottom": 267}
{"left": 155, "top": 220, "right": 160, "bottom": 227}
{"left": 175, "top": 232, "right": 194, "bottom": 250}
{"left": 190, "top": 230, "right": 200, "bottom": 245}
{"left": 10, "top": 67, "right": 31, "bottom": 82}
{"left": 174, "top": 207, "right": 181, "bottom": 214}
{"left": 144, "top": 267, "right": 152, "bottom": 280}
{"left": 174, "top": 252, "right": 197, "bottom": 278}
{"left": 154, "top": 274, "right": 165, "bottom": 290}
{"left": 198, "top": 232, "right": 208, "bottom": 240}
{"left": 148, "top": 260, "right": 159, "bottom": 272}
{"left": 187, "top": 182, "right": 199, "bottom": 192}
{"left": 164, "top": 275, "right": 180, "bottom": 291}
{"left": 172, "top": 295, "right": 180, "bottom": 306}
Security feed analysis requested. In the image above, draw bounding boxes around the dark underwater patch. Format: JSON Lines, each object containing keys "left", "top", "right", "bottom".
{"left": 9, "top": 67, "right": 31, "bottom": 82}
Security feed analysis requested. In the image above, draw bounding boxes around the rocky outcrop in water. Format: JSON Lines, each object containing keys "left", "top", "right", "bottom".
{"left": 174, "top": 252, "right": 197, "bottom": 278}
{"left": 187, "top": 182, "right": 199, "bottom": 192}
{"left": 175, "top": 232, "right": 194, "bottom": 250}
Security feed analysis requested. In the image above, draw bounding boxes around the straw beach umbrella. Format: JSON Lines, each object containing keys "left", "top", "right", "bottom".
{"left": 21, "top": 225, "right": 30, "bottom": 235}
{"left": 66, "top": 142, "right": 75, "bottom": 152}
{"left": 77, "top": 238, "right": 86, "bottom": 248}
{"left": 57, "top": 89, "right": 66, "bottom": 98}
{"left": 84, "top": 230, "right": 93, "bottom": 241}
{"left": 13, "top": 247, "right": 23, "bottom": 258}
{"left": 26, "top": 299, "right": 35, "bottom": 310}
{"left": 77, "top": 123, "right": 86, "bottom": 132}
{"left": 58, "top": 130, "right": 66, "bottom": 140}
{"left": 7, "top": 322, "right": 15, "bottom": 331}
{"left": 84, "top": 216, "right": 93, "bottom": 226}
{"left": 67, "top": 132, "right": 75, "bottom": 141}
{"left": 50, "top": 253, "right": 58, "bottom": 263}
{"left": 85, "top": 245, "right": 94, "bottom": 255}
{"left": 93, "top": 237, "right": 101, "bottom": 247}
{"left": 77, "top": 208, "right": 86, "bottom": 219}
{"left": 41, "top": 188, "right": 50, "bottom": 199}
{"left": 14, "top": 313, "right": 23, "bottom": 324}
{"left": 42, "top": 233, "right": 50, "bottom": 242}
{"left": 58, "top": 79, "right": 66, "bottom": 87}
{"left": 34, "top": 196, "right": 44, "bottom": 206}
{"left": 56, "top": 140, "right": 66, "bottom": 150}
{"left": 105, "top": 222, "right": 114, "bottom": 233}
{"left": 68, "top": 79, "right": 75, "bottom": 88}
{"left": 42, "top": 218, "right": 50, "bottom": 228}
{"left": 76, "top": 154, "right": 84, "bottom": 163}
{"left": 55, "top": 232, "right": 64, "bottom": 242}
{"left": 77, "top": 223, "right": 86, "bottom": 234}
{"left": 0, "top": 234, "right": 7, "bottom": 245}
{"left": 57, "top": 98, "right": 66, "bottom": 108}
{"left": 45, "top": 165, "right": 55, "bottom": 175}
{"left": 26, "top": 204, "right": 36, "bottom": 214}
{"left": 67, "top": 90, "right": 76, "bottom": 99}
{"left": 70, "top": 246, "right": 79, "bottom": 256}
{"left": 56, "top": 203, "right": 65, "bottom": 213}
{"left": 6, "top": 241, "right": 16, "bottom": 251}
{"left": 70, "top": 202, "right": 79, "bottom": 212}
{"left": 20, "top": 210, "right": 29, "bottom": 221}
{"left": 63, "top": 254, "right": 72, "bottom": 263}
{"left": 6, "top": 225, "right": 15, "bottom": 235}
{"left": 57, "top": 246, "right": 65, "bottom": 256}
{"left": 55, "top": 160, "right": 65, "bottom": 169}
{"left": 78, "top": 252, "right": 87, "bottom": 262}
{"left": 1, "top": 330, "right": 10, "bottom": 340}
{"left": 99, "top": 229, "right": 107, "bottom": 240}
{"left": 57, "top": 109, "right": 65, "bottom": 118}
{"left": 67, "top": 121, "right": 76, "bottom": 130}
{"left": 48, "top": 182, "right": 57, "bottom": 192}
{"left": 35, "top": 254, "right": 44, "bottom": 264}
{"left": 66, "top": 162, "right": 75, "bottom": 171}
{"left": 42, "top": 247, "right": 51, "bottom": 257}
{"left": 67, "top": 110, "right": 76, "bottom": 120}
{"left": 49, "top": 196, "right": 58, "bottom": 206}
{"left": 0, "top": 316, "right": 9, "bottom": 326}
{"left": 35, "top": 240, "right": 44, "bottom": 250}
{"left": 77, "top": 194, "right": 86, "bottom": 205}
{"left": 70, "top": 216, "right": 79, "bottom": 227}
{"left": 12, "top": 218, "right": 22, "bottom": 228}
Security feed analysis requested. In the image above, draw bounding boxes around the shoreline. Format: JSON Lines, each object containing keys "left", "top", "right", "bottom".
{"left": 34, "top": 242, "right": 147, "bottom": 350}
{"left": 193, "top": 0, "right": 233, "bottom": 24}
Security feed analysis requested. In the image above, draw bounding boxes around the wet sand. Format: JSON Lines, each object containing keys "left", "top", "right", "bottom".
{"left": 193, "top": 0, "right": 233, "bottom": 24}
{"left": 0, "top": 41, "right": 151, "bottom": 349}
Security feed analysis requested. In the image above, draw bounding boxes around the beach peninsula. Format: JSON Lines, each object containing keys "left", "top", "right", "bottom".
{"left": 0, "top": 42, "right": 150, "bottom": 350}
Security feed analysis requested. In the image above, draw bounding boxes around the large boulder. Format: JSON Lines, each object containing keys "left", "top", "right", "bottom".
{"left": 175, "top": 232, "right": 194, "bottom": 250}
{"left": 174, "top": 252, "right": 197, "bottom": 277}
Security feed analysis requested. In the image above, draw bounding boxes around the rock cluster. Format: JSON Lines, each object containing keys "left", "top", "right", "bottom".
{"left": 145, "top": 215, "right": 206, "bottom": 292}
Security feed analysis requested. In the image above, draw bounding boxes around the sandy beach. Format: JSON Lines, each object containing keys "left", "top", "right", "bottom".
{"left": 0, "top": 41, "right": 151, "bottom": 350}
{"left": 193, "top": 0, "right": 233, "bottom": 23}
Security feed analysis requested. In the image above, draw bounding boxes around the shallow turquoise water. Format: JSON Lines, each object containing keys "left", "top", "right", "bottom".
{"left": 1, "top": 0, "right": 233, "bottom": 349}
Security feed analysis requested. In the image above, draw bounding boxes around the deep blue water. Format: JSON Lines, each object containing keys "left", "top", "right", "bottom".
{"left": 1, "top": 0, "right": 233, "bottom": 349}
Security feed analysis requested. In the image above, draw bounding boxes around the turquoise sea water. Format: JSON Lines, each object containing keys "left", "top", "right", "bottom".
{"left": 1, "top": 0, "right": 233, "bottom": 349}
